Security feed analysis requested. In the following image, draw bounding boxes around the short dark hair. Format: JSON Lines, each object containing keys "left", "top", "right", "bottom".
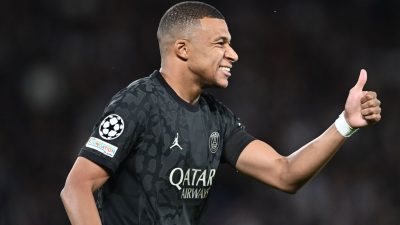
{"left": 157, "top": 1, "right": 225, "bottom": 56}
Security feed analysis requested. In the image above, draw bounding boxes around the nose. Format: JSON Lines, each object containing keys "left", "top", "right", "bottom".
{"left": 225, "top": 45, "right": 239, "bottom": 63}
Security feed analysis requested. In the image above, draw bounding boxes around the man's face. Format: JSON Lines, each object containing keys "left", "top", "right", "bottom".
{"left": 187, "top": 18, "right": 238, "bottom": 88}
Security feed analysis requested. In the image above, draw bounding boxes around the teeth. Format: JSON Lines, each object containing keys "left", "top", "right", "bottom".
{"left": 220, "top": 66, "right": 230, "bottom": 72}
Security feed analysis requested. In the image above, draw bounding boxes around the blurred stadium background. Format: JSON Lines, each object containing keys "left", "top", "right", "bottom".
{"left": 1, "top": 0, "right": 399, "bottom": 224}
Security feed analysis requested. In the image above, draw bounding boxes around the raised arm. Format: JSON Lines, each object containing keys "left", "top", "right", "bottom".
{"left": 61, "top": 157, "right": 110, "bottom": 225}
{"left": 235, "top": 69, "right": 381, "bottom": 193}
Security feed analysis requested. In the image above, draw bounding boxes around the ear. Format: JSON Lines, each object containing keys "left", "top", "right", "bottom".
{"left": 174, "top": 39, "right": 189, "bottom": 61}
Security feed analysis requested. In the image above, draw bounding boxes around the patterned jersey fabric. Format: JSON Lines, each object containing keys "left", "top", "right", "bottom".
{"left": 80, "top": 70, "right": 255, "bottom": 225}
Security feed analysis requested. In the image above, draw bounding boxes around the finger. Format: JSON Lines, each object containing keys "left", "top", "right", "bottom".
{"left": 364, "top": 114, "right": 381, "bottom": 122}
{"left": 361, "top": 107, "right": 381, "bottom": 116}
{"left": 361, "top": 91, "right": 377, "bottom": 103}
{"left": 361, "top": 98, "right": 381, "bottom": 108}
{"left": 353, "top": 69, "right": 368, "bottom": 91}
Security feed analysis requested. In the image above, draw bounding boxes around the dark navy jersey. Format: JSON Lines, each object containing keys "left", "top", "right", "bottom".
{"left": 79, "top": 70, "right": 255, "bottom": 225}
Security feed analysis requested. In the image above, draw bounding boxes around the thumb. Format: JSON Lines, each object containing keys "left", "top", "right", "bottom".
{"left": 353, "top": 69, "right": 368, "bottom": 91}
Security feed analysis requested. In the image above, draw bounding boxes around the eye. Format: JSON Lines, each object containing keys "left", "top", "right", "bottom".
{"left": 214, "top": 38, "right": 230, "bottom": 47}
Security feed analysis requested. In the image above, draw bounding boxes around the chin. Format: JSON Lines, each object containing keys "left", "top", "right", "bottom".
{"left": 202, "top": 77, "right": 229, "bottom": 89}
{"left": 220, "top": 82, "right": 229, "bottom": 88}
{"left": 215, "top": 80, "right": 229, "bottom": 88}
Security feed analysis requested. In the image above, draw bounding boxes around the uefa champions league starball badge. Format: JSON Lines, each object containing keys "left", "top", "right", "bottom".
{"left": 99, "top": 114, "right": 124, "bottom": 140}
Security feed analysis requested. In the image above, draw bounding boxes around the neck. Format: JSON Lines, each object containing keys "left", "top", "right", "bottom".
{"left": 159, "top": 67, "right": 202, "bottom": 105}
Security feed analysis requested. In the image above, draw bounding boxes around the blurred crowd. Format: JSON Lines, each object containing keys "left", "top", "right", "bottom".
{"left": 1, "top": 0, "right": 399, "bottom": 224}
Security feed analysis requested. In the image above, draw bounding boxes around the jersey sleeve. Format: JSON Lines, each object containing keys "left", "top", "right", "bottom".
{"left": 220, "top": 106, "right": 256, "bottom": 168}
{"left": 79, "top": 86, "right": 149, "bottom": 174}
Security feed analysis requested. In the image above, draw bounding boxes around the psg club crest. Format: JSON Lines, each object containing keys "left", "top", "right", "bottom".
{"left": 99, "top": 114, "right": 124, "bottom": 140}
{"left": 209, "top": 131, "right": 220, "bottom": 153}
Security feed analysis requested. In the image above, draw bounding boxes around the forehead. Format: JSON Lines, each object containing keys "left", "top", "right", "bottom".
{"left": 197, "top": 17, "right": 231, "bottom": 40}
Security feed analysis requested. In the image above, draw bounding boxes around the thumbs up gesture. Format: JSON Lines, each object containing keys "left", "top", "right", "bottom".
{"left": 344, "top": 69, "right": 382, "bottom": 128}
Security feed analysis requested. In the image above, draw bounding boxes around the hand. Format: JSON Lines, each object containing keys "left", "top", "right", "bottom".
{"left": 344, "top": 69, "right": 382, "bottom": 128}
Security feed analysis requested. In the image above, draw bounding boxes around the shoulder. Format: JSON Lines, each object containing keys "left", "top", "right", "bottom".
{"left": 108, "top": 72, "right": 159, "bottom": 109}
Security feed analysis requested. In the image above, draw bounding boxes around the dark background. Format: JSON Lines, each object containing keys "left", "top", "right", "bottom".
{"left": 1, "top": 0, "right": 399, "bottom": 224}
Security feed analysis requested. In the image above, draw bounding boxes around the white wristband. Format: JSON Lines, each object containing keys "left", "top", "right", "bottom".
{"left": 334, "top": 112, "right": 359, "bottom": 137}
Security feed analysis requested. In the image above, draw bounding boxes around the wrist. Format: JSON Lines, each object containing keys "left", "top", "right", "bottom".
{"left": 334, "top": 111, "right": 359, "bottom": 137}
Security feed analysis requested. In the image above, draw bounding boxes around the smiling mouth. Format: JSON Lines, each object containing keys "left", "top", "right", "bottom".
{"left": 219, "top": 66, "right": 231, "bottom": 72}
